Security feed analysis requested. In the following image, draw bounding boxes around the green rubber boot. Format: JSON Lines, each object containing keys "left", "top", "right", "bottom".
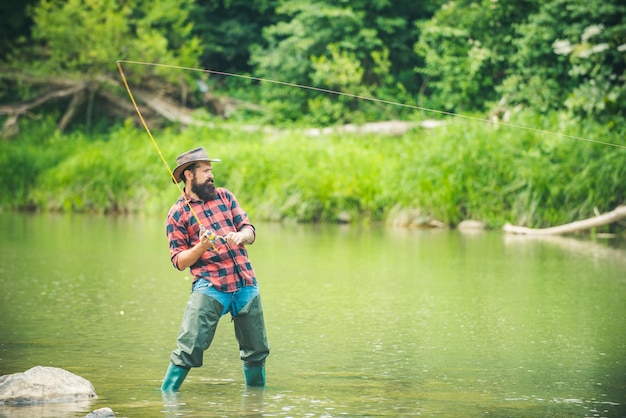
{"left": 161, "top": 363, "right": 190, "bottom": 391}
{"left": 243, "top": 364, "right": 265, "bottom": 387}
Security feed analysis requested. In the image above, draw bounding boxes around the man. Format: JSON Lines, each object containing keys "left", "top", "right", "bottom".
{"left": 160, "top": 147, "right": 270, "bottom": 391}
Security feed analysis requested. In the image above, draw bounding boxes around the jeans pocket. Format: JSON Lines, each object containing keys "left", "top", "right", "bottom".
{"left": 192, "top": 278, "right": 213, "bottom": 293}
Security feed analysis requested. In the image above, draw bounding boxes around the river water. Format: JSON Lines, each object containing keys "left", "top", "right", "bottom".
{"left": 0, "top": 212, "right": 624, "bottom": 417}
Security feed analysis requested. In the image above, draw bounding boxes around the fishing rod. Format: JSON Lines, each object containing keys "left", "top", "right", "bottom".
{"left": 116, "top": 61, "right": 218, "bottom": 250}
{"left": 115, "top": 59, "right": 625, "bottom": 150}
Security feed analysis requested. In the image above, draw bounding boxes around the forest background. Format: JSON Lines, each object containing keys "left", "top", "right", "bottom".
{"left": 0, "top": 0, "right": 624, "bottom": 233}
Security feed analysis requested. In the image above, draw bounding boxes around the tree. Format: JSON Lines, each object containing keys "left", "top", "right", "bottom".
{"left": 414, "top": 0, "right": 540, "bottom": 112}
{"left": 0, "top": 0, "right": 202, "bottom": 136}
{"left": 250, "top": 0, "right": 442, "bottom": 124}
{"left": 0, "top": 0, "right": 37, "bottom": 61}
{"left": 501, "top": 0, "right": 626, "bottom": 122}
{"left": 413, "top": 0, "right": 626, "bottom": 123}
{"left": 191, "top": 0, "right": 281, "bottom": 73}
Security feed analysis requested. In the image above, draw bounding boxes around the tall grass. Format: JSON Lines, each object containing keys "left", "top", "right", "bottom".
{"left": 1, "top": 112, "right": 624, "bottom": 232}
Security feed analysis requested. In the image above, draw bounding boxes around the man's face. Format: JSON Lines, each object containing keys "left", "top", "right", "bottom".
{"left": 189, "top": 162, "right": 216, "bottom": 201}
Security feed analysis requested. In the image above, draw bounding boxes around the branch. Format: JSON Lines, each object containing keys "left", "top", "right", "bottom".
{"left": 1, "top": 84, "right": 87, "bottom": 137}
{"left": 503, "top": 206, "right": 626, "bottom": 235}
{"left": 0, "top": 70, "right": 81, "bottom": 88}
{"left": 135, "top": 90, "right": 202, "bottom": 126}
{"left": 0, "top": 84, "right": 86, "bottom": 116}
{"left": 58, "top": 88, "right": 87, "bottom": 132}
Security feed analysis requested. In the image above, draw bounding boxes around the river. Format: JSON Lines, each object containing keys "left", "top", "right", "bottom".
{"left": 0, "top": 212, "right": 624, "bottom": 417}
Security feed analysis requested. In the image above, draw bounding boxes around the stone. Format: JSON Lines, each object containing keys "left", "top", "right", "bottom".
{"left": 84, "top": 407, "right": 116, "bottom": 417}
{"left": 337, "top": 211, "right": 351, "bottom": 223}
{"left": 0, "top": 366, "right": 98, "bottom": 405}
{"left": 457, "top": 220, "right": 486, "bottom": 231}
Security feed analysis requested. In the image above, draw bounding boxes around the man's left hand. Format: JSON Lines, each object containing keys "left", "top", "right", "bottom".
{"left": 225, "top": 227, "right": 254, "bottom": 246}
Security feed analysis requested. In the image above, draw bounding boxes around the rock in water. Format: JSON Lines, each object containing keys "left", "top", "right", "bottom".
{"left": 457, "top": 220, "right": 486, "bottom": 231}
{"left": 84, "top": 407, "right": 116, "bottom": 417}
{"left": 0, "top": 366, "right": 98, "bottom": 404}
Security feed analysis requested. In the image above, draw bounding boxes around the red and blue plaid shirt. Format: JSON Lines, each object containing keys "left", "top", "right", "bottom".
{"left": 166, "top": 188, "right": 257, "bottom": 292}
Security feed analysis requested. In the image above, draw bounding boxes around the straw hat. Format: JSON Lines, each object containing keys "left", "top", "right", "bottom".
{"left": 172, "top": 147, "right": 221, "bottom": 183}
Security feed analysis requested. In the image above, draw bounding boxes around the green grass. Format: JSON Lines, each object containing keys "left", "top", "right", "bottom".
{"left": 1, "top": 112, "right": 624, "bottom": 233}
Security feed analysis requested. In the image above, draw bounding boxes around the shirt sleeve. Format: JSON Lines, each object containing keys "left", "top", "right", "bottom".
{"left": 165, "top": 201, "right": 190, "bottom": 270}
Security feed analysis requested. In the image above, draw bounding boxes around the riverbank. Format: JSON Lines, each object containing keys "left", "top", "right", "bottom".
{"left": 1, "top": 112, "right": 624, "bottom": 232}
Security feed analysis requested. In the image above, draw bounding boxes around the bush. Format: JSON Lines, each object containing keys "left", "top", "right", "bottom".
{"left": 2, "top": 112, "right": 624, "bottom": 233}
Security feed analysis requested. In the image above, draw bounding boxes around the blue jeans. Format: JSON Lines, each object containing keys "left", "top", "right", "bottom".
{"left": 191, "top": 278, "right": 260, "bottom": 317}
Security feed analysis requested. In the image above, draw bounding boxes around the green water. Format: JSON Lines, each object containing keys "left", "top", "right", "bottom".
{"left": 0, "top": 212, "right": 625, "bottom": 417}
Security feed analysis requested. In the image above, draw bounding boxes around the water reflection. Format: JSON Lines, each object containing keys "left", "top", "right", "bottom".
{"left": 161, "top": 387, "right": 265, "bottom": 417}
{"left": 504, "top": 232, "right": 626, "bottom": 267}
{"left": 239, "top": 388, "right": 265, "bottom": 417}
{"left": 0, "top": 399, "right": 96, "bottom": 418}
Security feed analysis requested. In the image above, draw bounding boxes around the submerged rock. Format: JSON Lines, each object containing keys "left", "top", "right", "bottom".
{"left": 84, "top": 407, "right": 116, "bottom": 417}
{"left": 0, "top": 366, "right": 98, "bottom": 405}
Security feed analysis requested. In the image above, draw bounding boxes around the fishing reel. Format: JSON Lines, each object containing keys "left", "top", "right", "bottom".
{"left": 199, "top": 227, "right": 224, "bottom": 252}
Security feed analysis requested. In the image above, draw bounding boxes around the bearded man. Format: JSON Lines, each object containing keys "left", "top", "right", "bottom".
{"left": 160, "top": 147, "right": 270, "bottom": 391}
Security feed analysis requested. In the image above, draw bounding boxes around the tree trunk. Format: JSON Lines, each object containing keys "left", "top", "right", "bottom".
{"left": 503, "top": 206, "right": 626, "bottom": 235}
{"left": 58, "top": 87, "right": 87, "bottom": 132}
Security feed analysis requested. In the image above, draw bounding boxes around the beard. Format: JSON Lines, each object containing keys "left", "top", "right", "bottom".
{"left": 191, "top": 178, "right": 216, "bottom": 202}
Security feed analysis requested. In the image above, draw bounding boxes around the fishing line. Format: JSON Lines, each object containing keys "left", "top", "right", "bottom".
{"left": 116, "top": 59, "right": 625, "bottom": 150}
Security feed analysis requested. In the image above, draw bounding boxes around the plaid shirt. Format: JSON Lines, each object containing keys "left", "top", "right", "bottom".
{"left": 166, "top": 188, "right": 257, "bottom": 292}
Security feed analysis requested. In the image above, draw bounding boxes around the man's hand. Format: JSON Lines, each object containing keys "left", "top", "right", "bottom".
{"left": 175, "top": 234, "right": 214, "bottom": 271}
{"left": 225, "top": 227, "right": 255, "bottom": 246}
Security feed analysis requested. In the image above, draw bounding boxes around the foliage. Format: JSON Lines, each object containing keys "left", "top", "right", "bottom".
{"left": 4, "top": 115, "right": 624, "bottom": 235}
{"left": 499, "top": 0, "right": 626, "bottom": 121}
{"left": 414, "top": 0, "right": 541, "bottom": 112}
{"left": 0, "top": 0, "right": 37, "bottom": 60}
{"left": 3, "top": 0, "right": 202, "bottom": 94}
{"left": 1, "top": 0, "right": 625, "bottom": 235}
{"left": 249, "top": 0, "right": 439, "bottom": 123}
{"left": 191, "top": 0, "right": 281, "bottom": 72}
{"left": 413, "top": 0, "right": 626, "bottom": 124}
{"left": 2, "top": 0, "right": 624, "bottom": 127}
{"left": 0, "top": 116, "right": 77, "bottom": 209}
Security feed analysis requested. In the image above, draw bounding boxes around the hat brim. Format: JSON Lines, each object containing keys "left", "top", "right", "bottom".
{"left": 172, "top": 159, "right": 221, "bottom": 183}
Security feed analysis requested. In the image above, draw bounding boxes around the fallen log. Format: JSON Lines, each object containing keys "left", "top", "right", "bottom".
{"left": 503, "top": 205, "right": 626, "bottom": 235}
{"left": 0, "top": 84, "right": 88, "bottom": 137}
